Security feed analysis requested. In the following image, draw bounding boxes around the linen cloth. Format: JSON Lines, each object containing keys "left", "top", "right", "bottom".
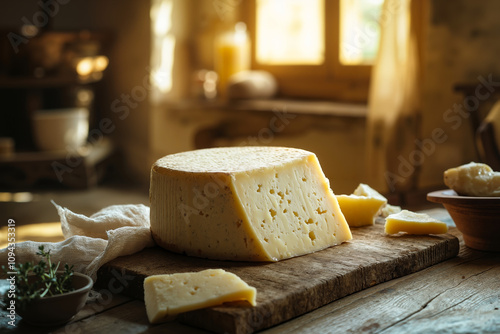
{"left": 0, "top": 202, "right": 154, "bottom": 282}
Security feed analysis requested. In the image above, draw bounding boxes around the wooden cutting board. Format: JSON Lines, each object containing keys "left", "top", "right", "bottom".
{"left": 96, "top": 222, "right": 459, "bottom": 334}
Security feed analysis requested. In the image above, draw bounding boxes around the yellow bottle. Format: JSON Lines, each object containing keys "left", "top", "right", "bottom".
{"left": 214, "top": 22, "right": 250, "bottom": 99}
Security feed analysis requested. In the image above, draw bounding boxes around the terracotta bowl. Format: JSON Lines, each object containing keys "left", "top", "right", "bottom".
{"left": 17, "top": 272, "right": 93, "bottom": 326}
{"left": 427, "top": 189, "right": 500, "bottom": 252}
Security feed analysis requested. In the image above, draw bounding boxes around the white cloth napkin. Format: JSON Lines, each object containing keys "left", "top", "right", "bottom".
{"left": 0, "top": 202, "right": 154, "bottom": 282}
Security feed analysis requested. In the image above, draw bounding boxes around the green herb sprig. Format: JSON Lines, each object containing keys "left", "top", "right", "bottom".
{"left": 2, "top": 245, "right": 75, "bottom": 311}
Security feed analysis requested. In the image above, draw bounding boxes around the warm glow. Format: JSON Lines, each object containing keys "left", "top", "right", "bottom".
{"left": 214, "top": 22, "right": 250, "bottom": 97}
{"left": 75, "top": 56, "right": 109, "bottom": 77}
{"left": 340, "top": 0, "right": 384, "bottom": 65}
{"left": 153, "top": 0, "right": 173, "bottom": 36}
{"left": 20, "top": 24, "right": 38, "bottom": 37}
{"left": 152, "top": 36, "right": 175, "bottom": 92}
{"left": 94, "top": 56, "right": 109, "bottom": 72}
{"left": 150, "top": 0, "right": 175, "bottom": 94}
{"left": 0, "top": 192, "right": 11, "bottom": 202}
{"left": 0, "top": 192, "right": 34, "bottom": 202}
{"left": 76, "top": 57, "right": 94, "bottom": 76}
{"left": 0, "top": 222, "right": 64, "bottom": 249}
{"left": 256, "top": 0, "right": 324, "bottom": 65}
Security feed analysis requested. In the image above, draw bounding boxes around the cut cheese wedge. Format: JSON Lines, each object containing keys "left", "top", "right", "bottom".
{"left": 336, "top": 183, "right": 388, "bottom": 227}
{"left": 150, "top": 146, "right": 352, "bottom": 261}
{"left": 336, "top": 194, "right": 386, "bottom": 227}
{"left": 385, "top": 210, "right": 448, "bottom": 235}
{"left": 144, "top": 269, "right": 256, "bottom": 324}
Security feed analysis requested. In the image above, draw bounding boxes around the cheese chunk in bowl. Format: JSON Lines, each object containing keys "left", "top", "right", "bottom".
{"left": 444, "top": 162, "right": 500, "bottom": 197}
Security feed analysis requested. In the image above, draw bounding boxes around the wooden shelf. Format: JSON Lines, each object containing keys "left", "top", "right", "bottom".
{"left": 0, "top": 74, "right": 101, "bottom": 89}
{"left": 0, "top": 138, "right": 115, "bottom": 189}
{"left": 165, "top": 98, "right": 367, "bottom": 118}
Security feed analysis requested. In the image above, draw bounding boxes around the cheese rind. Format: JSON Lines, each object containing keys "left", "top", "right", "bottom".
{"left": 336, "top": 195, "right": 386, "bottom": 227}
{"left": 144, "top": 269, "right": 256, "bottom": 324}
{"left": 385, "top": 210, "right": 448, "bottom": 235}
{"left": 150, "top": 146, "right": 352, "bottom": 261}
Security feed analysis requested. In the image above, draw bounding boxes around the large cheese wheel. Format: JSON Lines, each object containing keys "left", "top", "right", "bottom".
{"left": 150, "top": 146, "right": 352, "bottom": 261}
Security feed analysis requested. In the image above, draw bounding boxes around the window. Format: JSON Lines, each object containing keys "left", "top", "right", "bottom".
{"left": 255, "top": 0, "right": 325, "bottom": 65}
{"left": 244, "top": 0, "right": 424, "bottom": 102}
{"left": 339, "top": 0, "right": 384, "bottom": 65}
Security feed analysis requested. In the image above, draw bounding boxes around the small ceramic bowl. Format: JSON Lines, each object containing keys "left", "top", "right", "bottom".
{"left": 31, "top": 108, "right": 89, "bottom": 152}
{"left": 17, "top": 272, "right": 93, "bottom": 326}
{"left": 427, "top": 189, "right": 500, "bottom": 252}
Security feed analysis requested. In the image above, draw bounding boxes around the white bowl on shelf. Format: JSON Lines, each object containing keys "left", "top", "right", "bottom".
{"left": 32, "top": 108, "right": 89, "bottom": 152}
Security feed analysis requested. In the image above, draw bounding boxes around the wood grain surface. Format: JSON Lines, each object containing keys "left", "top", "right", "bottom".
{"left": 96, "top": 222, "right": 459, "bottom": 334}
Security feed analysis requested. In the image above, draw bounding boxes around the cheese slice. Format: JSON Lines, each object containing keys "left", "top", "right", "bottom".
{"left": 352, "top": 184, "right": 401, "bottom": 218}
{"left": 336, "top": 194, "right": 386, "bottom": 227}
{"left": 385, "top": 210, "right": 448, "bottom": 235}
{"left": 150, "top": 146, "right": 352, "bottom": 261}
{"left": 144, "top": 269, "right": 256, "bottom": 324}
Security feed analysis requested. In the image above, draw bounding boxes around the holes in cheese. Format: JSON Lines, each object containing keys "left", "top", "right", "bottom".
{"left": 144, "top": 269, "right": 256, "bottom": 324}
{"left": 150, "top": 146, "right": 352, "bottom": 261}
{"left": 385, "top": 210, "right": 448, "bottom": 235}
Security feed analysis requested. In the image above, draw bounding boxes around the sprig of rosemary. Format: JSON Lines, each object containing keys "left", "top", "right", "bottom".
{"left": 2, "top": 245, "right": 75, "bottom": 311}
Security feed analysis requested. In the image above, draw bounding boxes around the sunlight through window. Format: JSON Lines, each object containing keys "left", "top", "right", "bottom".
{"left": 150, "top": 0, "right": 175, "bottom": 93}
{"left": 256, "top": 0, "right": 324, "bottom": 65}
{"left": 340, "top": 0, "right": 384, "bottom": 65}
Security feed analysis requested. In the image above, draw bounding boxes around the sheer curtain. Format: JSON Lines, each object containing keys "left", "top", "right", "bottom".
{"left": 366, "top": 0, "right": 422, "bottom": 195}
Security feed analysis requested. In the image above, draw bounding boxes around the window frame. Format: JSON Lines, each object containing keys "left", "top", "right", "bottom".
{"left": 242, "top": 0, "right": 426, "bottom": 103}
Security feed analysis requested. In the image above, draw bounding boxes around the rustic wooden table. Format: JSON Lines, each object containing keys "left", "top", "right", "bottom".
{"left": 1, "top": 209, "right": 499, "bottom": 333}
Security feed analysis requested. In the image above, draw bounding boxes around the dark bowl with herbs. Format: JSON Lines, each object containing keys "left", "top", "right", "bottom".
{"left": 3, "top": 246, "right": 93, "bottom": 326}
{"left": 16, "top": 271, "right": 93, "bottom": 326}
